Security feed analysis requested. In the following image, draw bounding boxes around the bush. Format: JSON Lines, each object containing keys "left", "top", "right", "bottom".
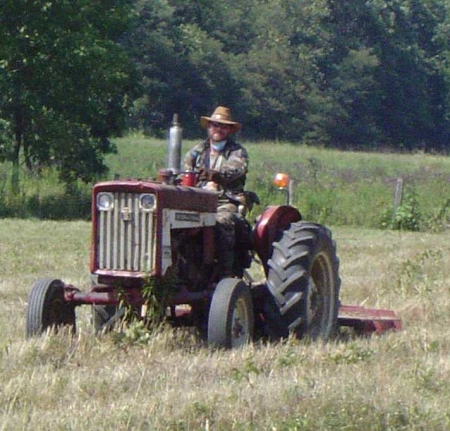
{"left": 380, "top": 190, "right": 421, "bottom": 231}
{"left": 0, "top": 186, "right": 91, "bottom": 220}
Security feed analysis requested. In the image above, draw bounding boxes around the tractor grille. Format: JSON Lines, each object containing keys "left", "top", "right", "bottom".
{"left": 96, "top": 192, "right": 156, "bottom": 272}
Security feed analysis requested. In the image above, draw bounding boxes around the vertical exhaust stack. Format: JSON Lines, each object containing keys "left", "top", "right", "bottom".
{"left": 167, "top": 113, "right": 183, "bottom": 174}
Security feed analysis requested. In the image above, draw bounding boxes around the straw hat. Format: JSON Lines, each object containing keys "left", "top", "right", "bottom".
{"left": 200, "top": 106, "right": 242, "bottom": 133}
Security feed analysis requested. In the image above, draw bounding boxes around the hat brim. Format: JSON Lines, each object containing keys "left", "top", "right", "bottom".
{"left": 200, "top": 116, "right": 242, "bottom": 133}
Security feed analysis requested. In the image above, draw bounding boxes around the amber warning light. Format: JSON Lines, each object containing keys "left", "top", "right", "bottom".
{"left": 274, "top": 173, "right": 290, "bottom": 189}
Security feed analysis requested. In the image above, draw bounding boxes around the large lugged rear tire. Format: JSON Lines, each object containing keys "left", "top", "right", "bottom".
{"left": 208, "top": 278, "right": 254, "bottom": 349}
{"left": 26, "top": 278, "right": 76, "bottom": 337}
{"left": 265, "top": 222, "right": 340, "bottom": 340}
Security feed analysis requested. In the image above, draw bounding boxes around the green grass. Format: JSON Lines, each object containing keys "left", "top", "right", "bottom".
{"left": 105, "top": 136, "right": 450, "bottom": 230}
{"left": 2, "top": 220, "right": 450, "bottom": 429}
{"left": 2, "top": 135, "right": 450, "bottom": 230}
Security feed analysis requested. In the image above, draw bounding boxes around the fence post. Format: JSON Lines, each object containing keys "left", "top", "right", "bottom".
{"left": 394, "top": 177, "right": 404, "bottom": 211}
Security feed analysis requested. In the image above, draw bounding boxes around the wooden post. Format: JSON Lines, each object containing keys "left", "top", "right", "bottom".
{"left": 394, "top": 177, "right": 404, "bottom": 211}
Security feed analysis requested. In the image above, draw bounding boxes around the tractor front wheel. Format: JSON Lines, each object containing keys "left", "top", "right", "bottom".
{"left": 208, "top": 278, "right": 254, "bottom": 349}
{"left": 26, "top": 278, "right": 76, "bottom": 337}
{"left": 265, "top": 222, "right": 340, "bottom": 340}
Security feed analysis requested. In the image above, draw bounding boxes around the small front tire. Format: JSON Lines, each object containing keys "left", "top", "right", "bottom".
{"left": 26, "top": 278, "right": 76, "bottom": 337}
{"left": 208, "top": 278, "right": 254, "bottom": 349}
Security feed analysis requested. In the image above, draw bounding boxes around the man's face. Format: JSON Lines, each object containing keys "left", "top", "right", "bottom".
{"left": 208, "top": 121, "right": 232, "bottom": 142}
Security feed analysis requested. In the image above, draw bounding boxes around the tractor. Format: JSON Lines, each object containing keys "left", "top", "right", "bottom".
{"left": 25, "top": 117, "right": 401, "bottom": 348}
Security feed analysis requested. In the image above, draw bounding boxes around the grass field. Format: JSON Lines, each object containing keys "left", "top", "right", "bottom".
{"left": 3, "top": 136, "right": 450, "bottom": 230}
{"left": 1, "top": 218, "right": 450, "bottom": 430}
{"left": 104, "top": 136, "right": 450, "bottom": 230}
{"left": 2, "top": 136, "right": 450, "bottom": 429}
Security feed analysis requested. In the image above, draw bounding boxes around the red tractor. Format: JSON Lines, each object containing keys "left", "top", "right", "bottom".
{"left": 25, "top": 120, "right": 401, "bottom": 348}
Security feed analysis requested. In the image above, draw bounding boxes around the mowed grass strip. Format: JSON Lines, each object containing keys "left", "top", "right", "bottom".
{"left": 1, "top": 220, "right": 450, "bottom": 430}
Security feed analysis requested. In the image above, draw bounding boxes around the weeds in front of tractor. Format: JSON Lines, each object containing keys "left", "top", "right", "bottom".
{"left": 111, "top": 269, "right": 180, "bottom": 348}
{"left": 140, "top": 270, "right": 178, "bottom": 325}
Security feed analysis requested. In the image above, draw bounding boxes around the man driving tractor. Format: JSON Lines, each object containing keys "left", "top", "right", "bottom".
{"left": 184, "top": 106, "right": 249, "bottom": 277}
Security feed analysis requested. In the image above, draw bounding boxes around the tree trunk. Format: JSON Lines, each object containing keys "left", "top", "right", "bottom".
{"left": 11, "top": 109, "right": 23, "bottom": 195}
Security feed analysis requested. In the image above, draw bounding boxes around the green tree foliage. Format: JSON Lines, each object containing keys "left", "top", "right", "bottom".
{"left": 230, "top": 0, "right": 331, "bottom": 140}
{"left": 126, "top": 0, "right": 245, "bottom": 137}
{"left": 322, "top": 0, "right": 450, "bottom": 149}
{"left": 2, "top": 0, "right": 450, "bottom": 185}
{"left": 320, "top": 0, "right": 382, "bottom": 147}
{"left": 0, "top": 0, "right": 137, "bottom": 191}
{"left": 126, "top": 0, "right": 450, "bottom": 150}
{"left": 368, "top": 0, "right": 449, "bottom": 149}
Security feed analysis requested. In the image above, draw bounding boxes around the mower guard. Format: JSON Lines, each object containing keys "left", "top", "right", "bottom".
{"left": 338, "top": 304, "right": 402, "bottom": 334}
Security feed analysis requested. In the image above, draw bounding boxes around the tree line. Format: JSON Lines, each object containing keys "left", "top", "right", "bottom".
{"left": 1, "top": 0, "right": 450, "bottom": 188}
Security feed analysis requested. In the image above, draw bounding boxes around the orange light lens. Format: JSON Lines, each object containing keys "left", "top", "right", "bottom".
{"left": 274, "top": 173, "right": 290, "bottom": 188}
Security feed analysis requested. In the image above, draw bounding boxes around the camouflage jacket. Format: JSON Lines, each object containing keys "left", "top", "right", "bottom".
{"left": 184, "top": 139, "right": 249, "bottom": 194}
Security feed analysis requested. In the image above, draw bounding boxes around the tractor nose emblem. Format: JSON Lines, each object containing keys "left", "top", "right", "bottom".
{"left": 121, "top": 207, "right": 132, "bottom": 221}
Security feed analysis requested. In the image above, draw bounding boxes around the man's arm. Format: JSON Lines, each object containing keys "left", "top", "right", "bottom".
{"left": 183, "top": 144, "right": 202, "bottom": 171}
{"left": 220, "top": 146, "right": 249, "bottom": 184}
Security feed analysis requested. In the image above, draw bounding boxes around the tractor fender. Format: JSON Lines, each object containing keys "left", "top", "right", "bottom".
{"left": 253, "top": 205, "right": 301, "bottom": 272}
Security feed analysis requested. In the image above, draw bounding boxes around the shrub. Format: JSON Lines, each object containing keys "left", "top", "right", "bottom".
{"left": 380, "top": 189, "right": 421, "bottom": 231}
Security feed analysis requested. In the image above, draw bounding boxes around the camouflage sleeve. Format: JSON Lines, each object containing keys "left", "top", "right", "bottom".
{"left": 220, "top": 146, "right": 249, "bottom": 183}
{"left": 183, "top": 150, "right": 194, "bottom": 171}
{"left": 183, "top": 144, "right": 202, "bottom": 171}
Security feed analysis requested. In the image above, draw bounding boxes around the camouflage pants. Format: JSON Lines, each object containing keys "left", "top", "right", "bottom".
{"left": 215, "top": 202, "right": 241, "bottom": 274}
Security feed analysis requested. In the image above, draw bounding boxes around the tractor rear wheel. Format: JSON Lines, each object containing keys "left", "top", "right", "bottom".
{"left": 265, "top": 222, "right": 340, "bottom": 340}
{"left": 208, "top": 278, "right": 254, "bottom": 349}
{"left": 26, "top": 278, "right": 76, "bottom": 337}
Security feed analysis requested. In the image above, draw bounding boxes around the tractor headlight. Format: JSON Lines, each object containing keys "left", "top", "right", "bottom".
{"left": 97, "top": 192, "right": 114, "bottom": 211}
{"left": 140, "top": 193, "right": 156, "bottom": 211}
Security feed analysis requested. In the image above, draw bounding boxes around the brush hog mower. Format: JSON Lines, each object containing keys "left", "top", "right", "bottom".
{"left": 25, "top": 116, "right": 401, "bottom": 348}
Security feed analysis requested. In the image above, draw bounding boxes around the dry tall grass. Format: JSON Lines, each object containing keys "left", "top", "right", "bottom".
{"left": 1, "top": 219, "right": 450, "bottom": 430}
